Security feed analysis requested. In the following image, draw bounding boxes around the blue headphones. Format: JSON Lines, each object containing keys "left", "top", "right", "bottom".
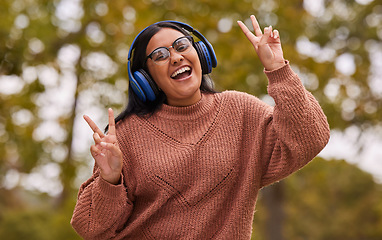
{"left": 127, "top": 21, "right": 217, "bottom": 102}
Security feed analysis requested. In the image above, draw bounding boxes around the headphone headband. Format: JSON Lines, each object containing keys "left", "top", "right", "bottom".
{"left": 128, "top": 21, "right": 217, "bottom": 67}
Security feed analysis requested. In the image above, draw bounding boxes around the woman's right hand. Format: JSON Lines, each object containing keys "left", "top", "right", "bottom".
{"left": 84, "top": 108, "right": 123, "bottom": 185}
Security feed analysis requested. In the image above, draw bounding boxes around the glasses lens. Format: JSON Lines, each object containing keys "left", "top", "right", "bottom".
{"left": 174, "top": 37, "right": 192, "bottom": 53}
{"left": 149, "top": 36, "right": 193, "bottom": 65}
{"left": 151, "top": 48, "right": 170, "bottom": 63}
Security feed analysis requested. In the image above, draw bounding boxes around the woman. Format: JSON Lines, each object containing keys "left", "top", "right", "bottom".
{"left": 71, "top": 15, "right": 330, "bottom": 239}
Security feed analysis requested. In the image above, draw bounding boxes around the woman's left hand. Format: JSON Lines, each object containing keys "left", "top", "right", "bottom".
{"left": 237, "top": 15, "right": 285, "bottom": 71}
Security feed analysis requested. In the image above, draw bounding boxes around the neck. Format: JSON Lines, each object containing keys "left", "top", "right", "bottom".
{"left": 166, "top": 90, "right": 202, "bottom": 107}
{"left": 156, "top": 92, "right": 214, "bottom": 121}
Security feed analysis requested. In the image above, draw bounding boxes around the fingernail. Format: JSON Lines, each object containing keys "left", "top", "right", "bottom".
{"left": 101, "top": 142, "right": 107, "bottom": 147}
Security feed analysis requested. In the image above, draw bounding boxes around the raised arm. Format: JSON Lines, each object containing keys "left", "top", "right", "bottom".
{"left": 238, "top": 15, "right": 330, "bottom": 187}
{"left": 71, "top": 108, "right": 132, "bottom": 240}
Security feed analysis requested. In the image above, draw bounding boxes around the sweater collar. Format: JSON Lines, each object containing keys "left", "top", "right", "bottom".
{"left": 155, "top": 93, "right": 215, "bottom": 120}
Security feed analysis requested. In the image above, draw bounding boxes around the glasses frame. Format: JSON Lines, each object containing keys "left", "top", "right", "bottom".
{"left": 145, "top": 35, "right": 194, "bottom": 65}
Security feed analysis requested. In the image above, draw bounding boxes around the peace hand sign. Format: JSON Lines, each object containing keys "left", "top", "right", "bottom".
{"left": 84, "top": 108, "right": 123, "bottom": 185}
{"left": 237, "top": 15, "right": 285, "bottom": 71}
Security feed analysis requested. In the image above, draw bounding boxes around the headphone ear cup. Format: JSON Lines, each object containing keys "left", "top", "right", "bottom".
{"left": 130, "top": 76, "right": 146, "bottom": 102}
{"left": 137, "top": 69, "right": 160, "bottom": 97}
{"left": 194, "top": 41, "right": 213, "bottom": 75}
{"left": 132, "top": 69, "right": 159, "bottom": 102}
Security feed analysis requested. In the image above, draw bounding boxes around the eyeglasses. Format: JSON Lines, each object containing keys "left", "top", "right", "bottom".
{"left": 146, "top": 36, "right": 194, "bottom": 65}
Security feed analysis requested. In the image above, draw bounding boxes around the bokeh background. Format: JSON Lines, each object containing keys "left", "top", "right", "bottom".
{"left": 1, "top": 0, "right": 382, "bottom": 239}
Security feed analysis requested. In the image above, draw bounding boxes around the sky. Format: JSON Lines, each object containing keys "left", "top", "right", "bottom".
{"left": 319, "top": 128, "right": 382, "bottom": 184}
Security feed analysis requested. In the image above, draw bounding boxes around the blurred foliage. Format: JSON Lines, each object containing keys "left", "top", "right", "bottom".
{"left": 0, "top": 187, "right": 81, "bottom": 240}
{"left": 0, "top": 0, "right": 382, "bottom": 239}
{"left": 0, "top": 159, "right": 381, "bottom": 239}
{"left": 252, "top": 158, "right": 382, "bottom": 240}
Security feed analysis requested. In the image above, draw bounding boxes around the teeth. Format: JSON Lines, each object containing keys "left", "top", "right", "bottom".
{"left": 171, "top": 66, "right": 190, "bottom": 78}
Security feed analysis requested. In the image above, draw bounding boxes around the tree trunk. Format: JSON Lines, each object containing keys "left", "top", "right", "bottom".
{"left": 262, "top": 182, "right": 285, "bottom": 240}
{"left": 55, "top": 71, "right": 81, "bottom": 209}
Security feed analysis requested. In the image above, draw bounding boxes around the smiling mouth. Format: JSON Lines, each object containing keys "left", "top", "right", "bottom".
{"left": 171, "top": 66, "right": 192, "bottom": 80}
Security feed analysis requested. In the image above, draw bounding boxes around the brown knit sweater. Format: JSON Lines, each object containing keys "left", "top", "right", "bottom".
{"left": 71, "top": 63, "right": 330, "bottom": 239}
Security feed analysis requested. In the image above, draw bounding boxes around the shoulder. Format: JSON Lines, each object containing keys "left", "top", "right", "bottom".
{"left": 214, "top": 90, "right": 272, "bottom": 116}
{"left": 115, "top": 114, "right": 141, "bottom": 139}
{"left": 218, "top": 90, "right": 253, "bottom": 98}
{"left": 215, "top": 90, "right": 266, "bottom": 108}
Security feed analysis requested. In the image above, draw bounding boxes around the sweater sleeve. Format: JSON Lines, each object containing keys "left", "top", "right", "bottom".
{"left": 259, "top": 62, "right": 330, "bottom": 187}
{"left": 70, "top": 167, "right": 134, "bottom": 240}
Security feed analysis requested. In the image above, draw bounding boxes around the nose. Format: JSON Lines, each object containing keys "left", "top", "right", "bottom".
{"left": 170, "top": 49, "right": 184, "bottom": 65}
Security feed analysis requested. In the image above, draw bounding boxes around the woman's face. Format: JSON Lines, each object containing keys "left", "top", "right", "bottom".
{"left": 146, "top": 28, "right": 202, "bottom": 107}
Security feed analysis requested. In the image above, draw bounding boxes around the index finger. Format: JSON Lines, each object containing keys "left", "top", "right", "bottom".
{"left": 83, "top": 115, "right": 105, "bottom": 138}
{"left": 107, "top": 108, "right": 116, "bottom": 135}
{"left": 237, "top": 20, "right": 251, "bottom": 35}
{"left": 237, "top": 21, "right": 256, "bottom": 42}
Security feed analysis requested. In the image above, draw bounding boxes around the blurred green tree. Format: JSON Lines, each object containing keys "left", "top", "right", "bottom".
{"left": 1, "top": 0, "right": 381, "bottom": 239}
